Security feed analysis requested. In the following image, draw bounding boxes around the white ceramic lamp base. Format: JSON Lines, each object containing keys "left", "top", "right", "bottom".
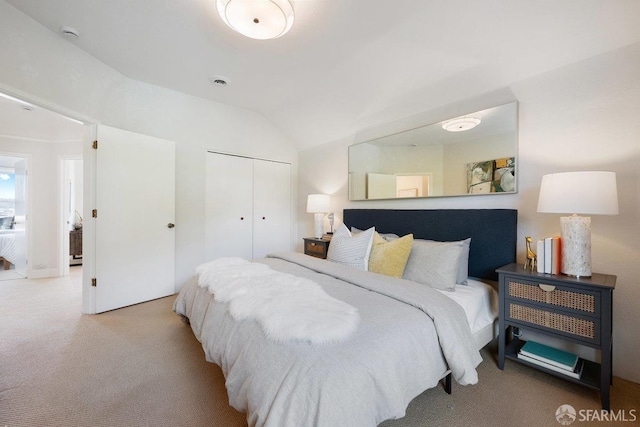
{"left": 313, "top": 212, "right": 324, "bottom": 239}
{"left": 560, "top": 215, "right": 591, "bottom": 277}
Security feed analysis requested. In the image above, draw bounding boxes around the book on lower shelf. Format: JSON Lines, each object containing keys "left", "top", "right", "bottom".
{"left": 519, "top": 340, "right": 579, "bottom": 371}
{"left": 518, "top": 353, "right": 584, "bottom": 380}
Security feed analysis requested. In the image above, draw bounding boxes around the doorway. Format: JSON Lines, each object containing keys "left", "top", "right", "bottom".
{"left": 60, "top": 157, "right": 83, "bottom": 277}
{"left": 0, "top": 91, "right": 86, "bottom": 280}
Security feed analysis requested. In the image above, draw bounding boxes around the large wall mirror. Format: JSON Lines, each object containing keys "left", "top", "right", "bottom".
{"left": 349, "top": 102, "right": 518, "bottom": 200}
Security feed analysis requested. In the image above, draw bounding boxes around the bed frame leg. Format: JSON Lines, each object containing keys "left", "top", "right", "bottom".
{"left": 444, "top": 373, "right": 452, "bottom": 394}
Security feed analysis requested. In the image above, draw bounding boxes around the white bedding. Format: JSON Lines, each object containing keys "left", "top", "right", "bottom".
{"left": 174, "top": 252, "right": 483, "bottom": 427}
{"left": 0, "top": 230, "right": 16, "bottom": 264}
{"left": 439, "top": 278, "right": 499, "bottom": 336}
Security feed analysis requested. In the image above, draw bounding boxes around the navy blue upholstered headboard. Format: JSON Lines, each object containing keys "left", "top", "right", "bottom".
{"left": 343, "top": 209, "right": 517, "bottom": 281}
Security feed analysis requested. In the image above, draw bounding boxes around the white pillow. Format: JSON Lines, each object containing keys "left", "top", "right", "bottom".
{"left": 402, "top": 240, "right": 466, "bottom": 291}
{"left": 458, "top": 238, "right": 471, "bottom": 284}
{"left": 351, "top": 226, "right": 399, "bottom": 242}
{"left": 327, "top": 224, "right": 375, "bottom": 271}
{"left": 408, "top": 238, "right": 471, "bottom": 284}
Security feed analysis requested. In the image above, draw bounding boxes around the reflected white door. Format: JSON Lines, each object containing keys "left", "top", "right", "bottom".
{"left": 94, "top": 125, "right": 175, "bottom": 313}
{"left": 367, "top": 172, "right": 397, "bottom": 200}
{"left": 13, "top": 159, "right": 27, "bottom": 277}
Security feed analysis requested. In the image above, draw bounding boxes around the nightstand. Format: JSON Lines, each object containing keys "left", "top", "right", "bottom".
{"left": 303, "top": 237, "right": 330, "bottom": 259}
{"left": 496, "top": 263, "right": 616, "bottom": 410}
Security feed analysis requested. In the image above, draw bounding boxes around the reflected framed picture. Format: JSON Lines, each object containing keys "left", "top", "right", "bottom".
{"left": 467, "top": 160, "right": 494, "bottom": 194}
{"left": 467, "top": 157, "right": 515, "bottom": 194}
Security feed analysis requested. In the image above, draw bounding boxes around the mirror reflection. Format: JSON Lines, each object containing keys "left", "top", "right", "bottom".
{"left": 348, "top": 102, "right": 518, "bottom": 200}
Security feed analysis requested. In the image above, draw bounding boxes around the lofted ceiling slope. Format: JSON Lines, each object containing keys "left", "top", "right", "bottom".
{"left": 5, "top": 0, "right": 640, "bottom": 150}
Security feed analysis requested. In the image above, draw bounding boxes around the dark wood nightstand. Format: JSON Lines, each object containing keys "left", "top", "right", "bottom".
{"left": 303, "top": 237, "right": 330, "bottom": 259}
{"left": 70, "top": 229, "right": 82, "bottom": 257}
{"left": 496, "top": 263, "right": 616, "bottom": 410}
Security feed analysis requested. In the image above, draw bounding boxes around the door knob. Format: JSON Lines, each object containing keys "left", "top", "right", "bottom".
{"left": 167, "top": 223, "right": 175, "bottom": 228}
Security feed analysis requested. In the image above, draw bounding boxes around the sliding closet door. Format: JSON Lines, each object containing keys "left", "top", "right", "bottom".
{"left": 253, "top": 160, "right": 291, "bottom": 258}
{"left": 205, "top": 153, "right": 253, "bottom": 260}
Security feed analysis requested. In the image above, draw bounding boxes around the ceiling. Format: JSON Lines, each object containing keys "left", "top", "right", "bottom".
{"left": 0, "top": 95, "right": 85, "bottom": 142}
{"left": 4, "top": 0, "right": 640, "bottom": 150}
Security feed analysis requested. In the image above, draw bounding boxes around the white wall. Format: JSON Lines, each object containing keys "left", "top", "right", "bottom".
{"left": 71, "top": 159, "right": 83, "bottom": 228}
{"left": 0, "top": 1, "right": 298, "bottom": 287}
{"left": 299, "top": 43, "right": 640, "bottom": 383}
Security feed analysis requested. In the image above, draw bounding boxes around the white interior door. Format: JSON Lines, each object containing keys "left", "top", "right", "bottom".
{"left": 13, "top": 159, "right": 27, "bottom": 277}
{"left": 367, "top": 172, "right": 397, "bottom": 199}
{"left": 205, "top": 153, "right": 253, "bottom": 260}
{"left": 253, "top": 160, "right": 291, "bottom": 258}
{"left": 94, "top": 125, "right": 175, "bottom": 313}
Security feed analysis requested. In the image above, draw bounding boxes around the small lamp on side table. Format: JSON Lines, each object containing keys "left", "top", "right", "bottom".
{"left": 306, "top": 194, "right": 330, "bottom": 239}
{"left": 536, "top": 171, "right": 618, "bottom": 277}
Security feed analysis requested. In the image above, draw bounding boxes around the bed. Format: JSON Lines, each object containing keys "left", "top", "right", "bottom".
{"left": 0, "top": 229, "right": 16, "bottom": 270}
{"left": 173, "top": 208, "right": 517, "bottom": 426}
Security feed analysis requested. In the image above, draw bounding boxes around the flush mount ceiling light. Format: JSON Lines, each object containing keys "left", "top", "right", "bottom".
{"left": 216, "top": 0, "right": 294, "bottom": 40}
{"left": 442, "top": 116, "right": 481, "bottom": 132}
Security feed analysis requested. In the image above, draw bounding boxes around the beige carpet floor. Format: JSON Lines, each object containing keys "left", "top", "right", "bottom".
{"left": 1, "top": 269, "right": 638, "bottom": 427}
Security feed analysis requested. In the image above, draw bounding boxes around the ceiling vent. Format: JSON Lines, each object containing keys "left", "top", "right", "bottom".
{"left": 209, "top": 75, "right": 229, "bottom": 86}
{"left": 60, "top": 26, "right": 80, "bottom": 40}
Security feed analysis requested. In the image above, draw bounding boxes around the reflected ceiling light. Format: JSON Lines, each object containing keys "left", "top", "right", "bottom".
{"left": 217, "top": 0, "right": 294, "bottom": 40}
{"left": 442, "top": 116, "right": 481, "bottom": 132}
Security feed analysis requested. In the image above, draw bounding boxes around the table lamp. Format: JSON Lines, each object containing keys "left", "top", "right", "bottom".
{"left": 306, "top": 194, "right": 330, "bottom": 239}
{"left": 537, "top": 171, "right": 618, "bottom": 277}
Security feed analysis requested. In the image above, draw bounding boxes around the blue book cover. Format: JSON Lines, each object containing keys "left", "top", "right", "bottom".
{"left": 519, "top": 340, "right": 578, "bottom": 371}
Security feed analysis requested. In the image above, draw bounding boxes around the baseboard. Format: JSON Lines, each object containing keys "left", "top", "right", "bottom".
{"left": 28, "top": 268, "right": 58, "bottom": 279}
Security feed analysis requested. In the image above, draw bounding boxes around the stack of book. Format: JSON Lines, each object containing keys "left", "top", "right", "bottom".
{"left": 518, "top": 340, "right": 583, "bottom": 379}
{"left": 536, "top": 236, "right": 562, "bottom": 274}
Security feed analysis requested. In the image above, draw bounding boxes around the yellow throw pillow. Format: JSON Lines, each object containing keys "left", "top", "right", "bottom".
{"left": 368, "top": 233, "right": 414, "bottom": 278}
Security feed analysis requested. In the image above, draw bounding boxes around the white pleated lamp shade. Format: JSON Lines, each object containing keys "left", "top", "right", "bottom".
{"left": 306, "top": 194, "right": 330, "bottom": 213}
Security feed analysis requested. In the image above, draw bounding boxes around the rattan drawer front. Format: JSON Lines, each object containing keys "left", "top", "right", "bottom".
{"left": 507, "top": 279, "right": 597, "bottom": 314}
{"left": 508, "top": 303, "right": 599, "bottom": 344}
{"left": 305, "top": 242, "right": 325, "bottom": 255}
